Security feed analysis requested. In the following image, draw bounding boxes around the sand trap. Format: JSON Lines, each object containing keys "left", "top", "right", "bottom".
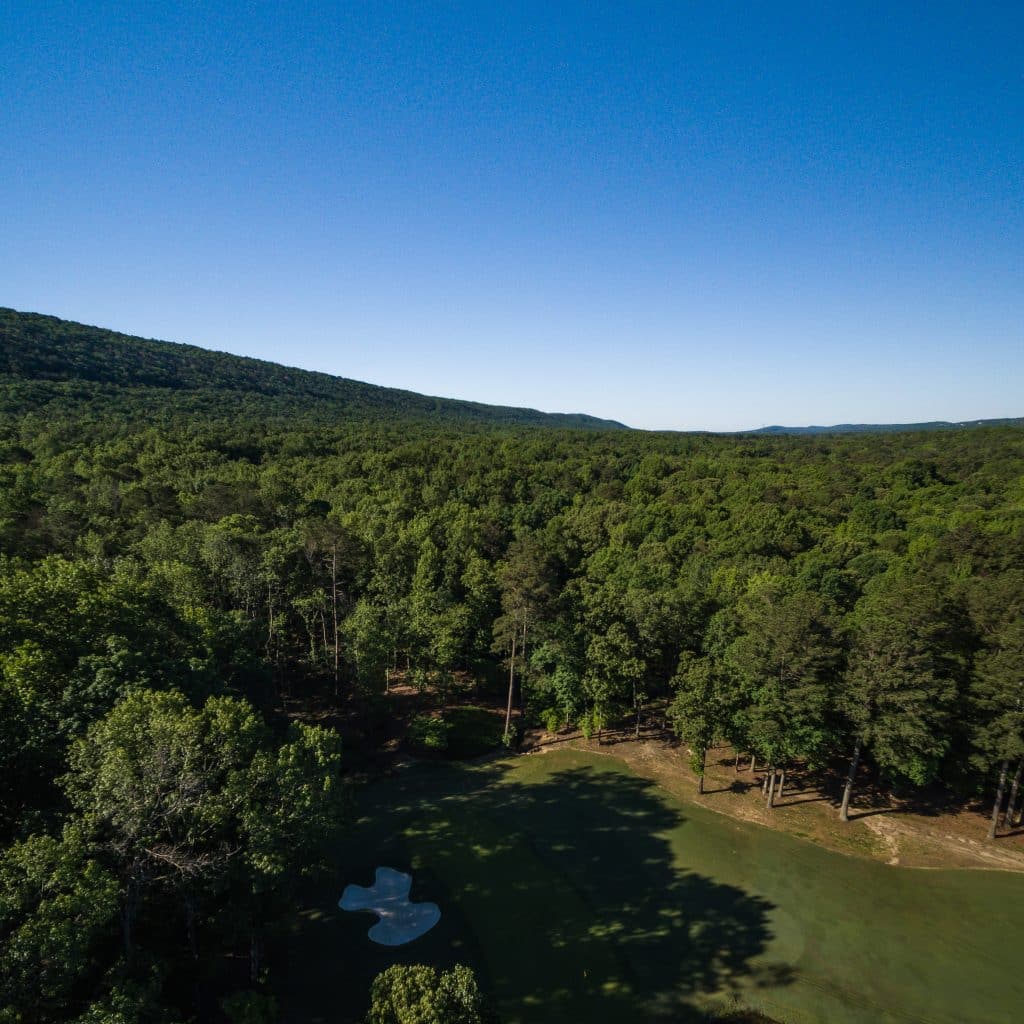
{"left": 339, "top": 866, "right": 441, "bottom": 946}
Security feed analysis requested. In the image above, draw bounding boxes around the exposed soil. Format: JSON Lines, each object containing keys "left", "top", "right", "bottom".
{"left": 282, "top": 675, "right": 508, "bottom": 776}
{"left": 286, "top": 680, "right": 1024, "bottom": 872}
{"left": 522, "top": 723, "right": 1024, "bottom": 872}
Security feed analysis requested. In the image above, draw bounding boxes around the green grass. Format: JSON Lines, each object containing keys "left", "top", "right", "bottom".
{"left": 281, "top": 749, "right": 1024, "bottom": 1024}
{"left": 443, "top": 706, "right": 505, "bottom": 759}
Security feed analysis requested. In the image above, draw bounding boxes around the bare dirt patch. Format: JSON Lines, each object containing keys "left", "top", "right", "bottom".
{"left": 523, "top": 725, "right": 1024, "bottom": 872}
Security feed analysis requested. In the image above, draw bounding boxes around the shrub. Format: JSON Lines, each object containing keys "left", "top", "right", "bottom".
{"left": 366, "top": 964, "right": 492, "bottom": 1024}
{"left": 406, "top": 714, "right": 449, "bottom": 753}
{"left": 221, "top": 991, "right": 278, "bottom": 1024}
{"left": 540, "top": 707, "right": 562, "bottom": 734}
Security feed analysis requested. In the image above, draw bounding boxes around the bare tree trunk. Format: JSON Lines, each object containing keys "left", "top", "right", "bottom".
{"left": 250, "top": 931, "right": 261, "bottom": 984}
{"left": 519, "top": 620, "right": 527, "bottom": 716}
{"left": 778, "top": 767, "right": 786, "bottom": 800}
{"left": 750, "top": 754, "right": 756, "bottom": 772}
{"left": 303, "top": 621, "right": 314, "bottom": 663}
{"left": 989, "top": 759, "right": 1009, "bottom": 840}
{"left": 839, "top": 742, "right": 861, "bottom": 822}
{"left": 504, "top": 632, "right": 517, "bottom": 741}
{"left": 734, "top": 751, "right": 741, "bottom": 772}
{"left": 697, "top": 747, "right": 706, "bottom": 794}
{"left": 1002, "top": 758, "right": 1023, "bottom": 829}
{"left": 331, "top": 547, "right": 340, "bottom": 696}
{"left": 266, "top": 581, "right": 274, "bottom": 657}
{"left": 1009, "top": 762, "right": 1024, "bottom": 829}
{"left": 766, "top": 765, "right": 777, "bottom": 808}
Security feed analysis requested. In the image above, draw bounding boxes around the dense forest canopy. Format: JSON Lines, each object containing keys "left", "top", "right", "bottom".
{"left": 1, "top": 308, "right": 1022, "bottom": 1023}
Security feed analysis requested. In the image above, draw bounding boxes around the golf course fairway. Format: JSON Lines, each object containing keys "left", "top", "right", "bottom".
{"left": 284, "top": 748, "right": 1024, "bottom": 1023}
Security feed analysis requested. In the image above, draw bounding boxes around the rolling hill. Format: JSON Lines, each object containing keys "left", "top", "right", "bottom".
{"left": 3, "top": 308, "right": 1018, "bottom": 437}
{"left": 0, "top": 308, "right": 628, "bottom": 431}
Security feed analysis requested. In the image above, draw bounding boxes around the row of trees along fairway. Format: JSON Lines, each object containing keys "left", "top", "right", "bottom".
{"left": 669, "top": 567, "right": 1023, "bottom": 834}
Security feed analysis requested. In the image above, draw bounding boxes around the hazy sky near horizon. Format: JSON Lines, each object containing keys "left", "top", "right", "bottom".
{"left": 3, "top": 2, "right": 1022, "bottom": 430}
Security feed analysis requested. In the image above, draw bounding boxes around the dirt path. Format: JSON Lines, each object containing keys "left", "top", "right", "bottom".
{"left": 524, "top": 726, "right": 1024, "bottom": 872}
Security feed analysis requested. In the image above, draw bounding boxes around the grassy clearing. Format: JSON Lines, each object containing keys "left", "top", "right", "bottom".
{"left": 443, "top": 705, "right": 506, "bottom": 759}
{"left": 281, "top": 749, "right": 1024, "bottom": 1024}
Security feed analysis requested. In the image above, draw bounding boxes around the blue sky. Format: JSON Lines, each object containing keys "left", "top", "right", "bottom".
{"left": 3, "top": 2, "right": 1021, "bottom": 430}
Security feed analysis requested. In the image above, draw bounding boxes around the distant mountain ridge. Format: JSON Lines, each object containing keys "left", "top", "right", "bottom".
{"left": 747, "top": 419, "right": 1024, "bottom": 435}
{"left": 0, "top": 308, "right": 628, "bottom": 430}
{"left": 2, "top": 308, "right": 1018, "bottom": 436}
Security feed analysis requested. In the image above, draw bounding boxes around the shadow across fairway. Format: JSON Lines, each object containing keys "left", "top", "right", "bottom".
{"left": 281, "top": 757, "right": 790, "bottom": 1024}
{"left": 420, "top": 762, "right": 791, "bottom": 1023}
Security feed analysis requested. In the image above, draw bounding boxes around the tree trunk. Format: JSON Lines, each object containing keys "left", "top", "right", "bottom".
{"left": 734, "top": 751, "right": 741, "bottom": 772}
{"left": 988, "top": 759, "right": 1009, "bottom": 840}
{"left": 777, "top": 767, "right": 786, "bottom": 800}
{"left": 1002, "top": 758, "right": 1023, "bottom": 829}
{"left": 766, "top": 765, "right": 777, "bottom": 808}
{"left": 750, "top": 754, "right": 756, "bottom": 772}
{"left": 1009, "top": 763, "right": 1024, "bottom": 829}
{"left": 504, "top": 632, "right": 517, "bottom": 741}
{"left": 839, "top": 742, "right": 861, "bottom": 822}
{"left": 266, "top": 581, "right": 274, "bottom": 657}
{"left": 250, "top": 931, "right": 262, "bottom": 984}
{"left": 519, "top": 620, "right": 527, "bottom": 716}
{"left": 331, "top": 548, "right": 340, "bottom": 696}
{"left": 697, "top": 747, "right": 706, "bottom": 794}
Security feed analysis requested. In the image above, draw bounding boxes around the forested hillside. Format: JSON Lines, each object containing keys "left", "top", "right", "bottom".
{"left": 0, "top": 308, "right": 627, "bottom": 430}
{"left": 751, "top": 418, "right": 1024, "bottom": 435}
{"left": 1, "top": 311, "right": 1023, "bottom": 1023}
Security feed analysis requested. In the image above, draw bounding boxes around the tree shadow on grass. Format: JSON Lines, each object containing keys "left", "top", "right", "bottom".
{"left": 796, "top": 757, "right": 960, "bottom": 822}
{"left": 282, "top": 758, "right": 791, "bottom": 1024}
{"left": 725, "top": 778, "right": 756, "bottom": 795}
{"left": 775, "top": 795, "right": 829, "bottom": 808}
{"left": 422, "top": 763, "right": 792, "bottom": 1023}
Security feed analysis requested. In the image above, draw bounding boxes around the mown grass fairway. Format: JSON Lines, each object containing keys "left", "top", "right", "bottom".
{"left": 283, "top": 749, "right": 1024, "bottom": 1023}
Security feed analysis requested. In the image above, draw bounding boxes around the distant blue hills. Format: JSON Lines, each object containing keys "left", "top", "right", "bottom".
{"left": 744, "top": 419, "right": 1023, "bottom": 435}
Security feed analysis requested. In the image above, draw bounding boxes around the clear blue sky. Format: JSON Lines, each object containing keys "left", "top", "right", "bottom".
{"left": 3, "top": 2, "right": 1021, "bottom": 430}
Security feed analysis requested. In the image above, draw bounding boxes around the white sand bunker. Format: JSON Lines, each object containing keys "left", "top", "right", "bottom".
{"left": 339, "top": 867, "right": 441, "bottom": 946}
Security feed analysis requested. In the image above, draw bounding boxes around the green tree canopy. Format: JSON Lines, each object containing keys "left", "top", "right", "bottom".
{"left": 365, "top": 964, "right": 492, "bottom": 1024}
